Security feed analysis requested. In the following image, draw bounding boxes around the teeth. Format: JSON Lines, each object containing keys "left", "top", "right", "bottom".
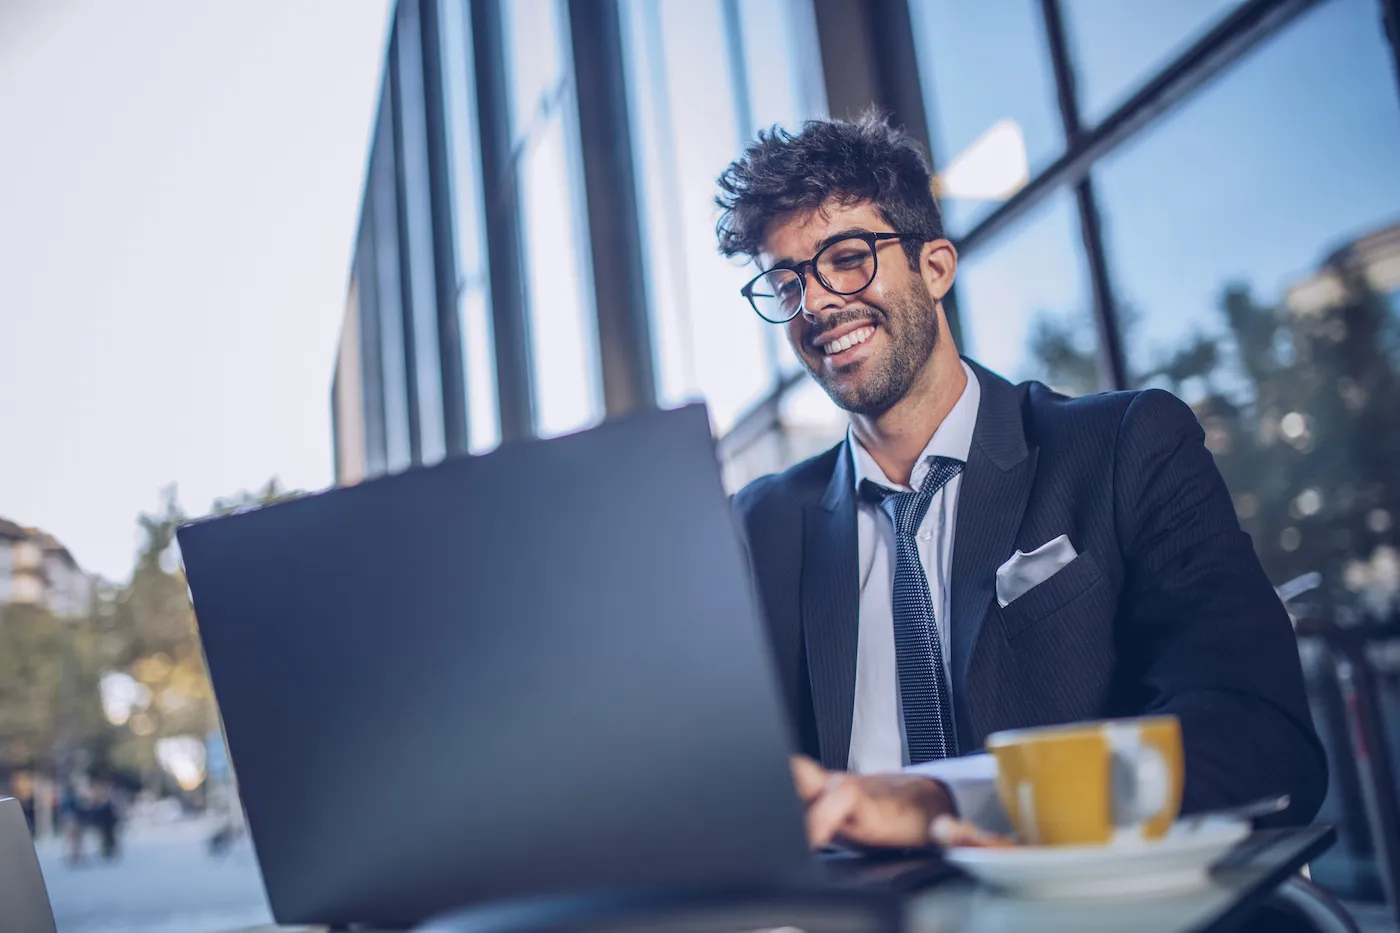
{"left": 823, "top": 325, "right": 875, "bottom": 355}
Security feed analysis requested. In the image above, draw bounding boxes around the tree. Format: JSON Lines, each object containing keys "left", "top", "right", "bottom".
{"left": 1028, "top": 313, "right": 1103, "bottom": 398}
{"left": 101, "top": 478, "right": 304, "bottom": 789}
{"left": 99, "top": 486, "right": 214, "bottom": 785}
{"left": 0, "top": 478, "right": 304, "bottom": 789}
{"left": 211, "top": 476, "right": 303, "bottom": 515}
{"left": 1029, "top": 274, "right": 1400, "bottom": 618}
{"left": 0, "top": 602, "right": 113, "bottom": 775}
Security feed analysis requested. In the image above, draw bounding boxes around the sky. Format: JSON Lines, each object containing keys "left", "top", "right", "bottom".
{"left": 2, "top": 0, "right": 1397, "bottom": 583}
{"left": 0, "top": 0, "right": 393, "bottom": 581}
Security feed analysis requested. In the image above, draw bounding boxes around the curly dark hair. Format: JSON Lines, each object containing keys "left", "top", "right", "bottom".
{"left": 714, "top": 111, "right": 943, "bottom": 269}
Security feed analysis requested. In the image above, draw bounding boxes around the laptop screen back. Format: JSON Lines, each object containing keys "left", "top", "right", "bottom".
{"left": 178, "top": 405, "right": 810, "bottom": 927}
{"left": 0, "top": 797, "right": 57, "bottom": 933}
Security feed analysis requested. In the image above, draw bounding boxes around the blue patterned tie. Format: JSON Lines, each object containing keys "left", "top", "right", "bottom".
{"left": 861, "top": 455, "right": 964, "bottom": 763}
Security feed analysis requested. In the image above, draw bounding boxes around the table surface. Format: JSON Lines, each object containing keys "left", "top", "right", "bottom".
{"left": 222, "top": 824, "right": 1335, "bottom": 933}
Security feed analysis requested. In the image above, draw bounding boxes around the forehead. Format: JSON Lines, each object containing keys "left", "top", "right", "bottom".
{"left": 758, "top": 200, "right": 890, "bottom": 266}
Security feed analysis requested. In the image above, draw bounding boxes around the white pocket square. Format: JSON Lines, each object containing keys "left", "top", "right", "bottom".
{"left": 996, "top": 534, "right": 1079, "bottom": 608}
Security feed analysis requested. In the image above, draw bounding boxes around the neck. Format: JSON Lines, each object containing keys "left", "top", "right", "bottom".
{"left": 850, "top": 345, "right": 967, "bottom": 486}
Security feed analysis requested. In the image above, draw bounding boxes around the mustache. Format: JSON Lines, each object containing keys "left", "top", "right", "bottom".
{"left": 805, "top": 308, "right": 885, "bottom": 349}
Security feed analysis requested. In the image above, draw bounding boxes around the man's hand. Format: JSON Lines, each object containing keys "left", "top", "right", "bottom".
{"left": 790, "top": 755, "right": 955, "bottom": 850}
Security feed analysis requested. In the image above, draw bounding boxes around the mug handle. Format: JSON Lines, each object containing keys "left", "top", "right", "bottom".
{"left": 1106, "top": 722, "right": 1178, "bottom": 838}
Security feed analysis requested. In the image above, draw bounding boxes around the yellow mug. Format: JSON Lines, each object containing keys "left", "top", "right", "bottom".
{"left": 985, "top": 715, "right": 1184, "bottom": 846}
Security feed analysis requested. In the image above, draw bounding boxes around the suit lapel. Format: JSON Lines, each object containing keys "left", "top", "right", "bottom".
{"left": 801, "top": 441, "right": 861, "bottom": 769}
{"left": 949, "top": 361, "right": 1038, "bottom": 751}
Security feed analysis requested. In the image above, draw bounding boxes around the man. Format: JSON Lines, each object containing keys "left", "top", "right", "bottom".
{"left": 716, "top": 113, "right": 1326, "bottom": 850}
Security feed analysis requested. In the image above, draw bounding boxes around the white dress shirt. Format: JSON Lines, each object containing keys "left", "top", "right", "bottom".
{"left": 847, "top": 360, "right": 979, "bottom": 773}
{"left": 845, "top": 360, "right": 1005, "bottom": 830}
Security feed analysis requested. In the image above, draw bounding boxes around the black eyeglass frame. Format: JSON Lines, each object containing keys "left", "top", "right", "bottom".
{"left": 739, "top": 231, "right": 931, "bottom": 324}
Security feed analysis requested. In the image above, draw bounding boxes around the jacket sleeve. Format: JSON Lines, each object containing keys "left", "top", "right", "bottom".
{"left": 1113, "top": 389, "right": 1327, "bottom": 825}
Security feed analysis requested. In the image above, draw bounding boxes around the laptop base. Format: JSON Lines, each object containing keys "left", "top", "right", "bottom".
{"left": 417, "top": 882, "right": 901, "bottom": 933}
{"left": 819, "top": 848, "right": 956, "bottom": 894}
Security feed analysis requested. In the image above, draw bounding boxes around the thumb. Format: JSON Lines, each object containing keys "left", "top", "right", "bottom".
{"left": 790, "top": 754, "right": 829, "bottom": 803}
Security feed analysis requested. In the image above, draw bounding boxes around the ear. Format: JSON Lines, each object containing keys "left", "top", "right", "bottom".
{"left": 920, "top": 238, "right": 958, "bottom": 301}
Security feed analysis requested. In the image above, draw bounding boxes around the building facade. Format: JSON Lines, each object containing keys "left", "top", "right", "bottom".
{"left": 333, "top": 0, "right": 1400, "bottom": 612}
{"left": 0, "top": 518, "right": 93, "bottom": 619}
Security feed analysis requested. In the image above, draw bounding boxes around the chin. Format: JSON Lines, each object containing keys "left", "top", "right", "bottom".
{"left": 838, "top": 395, "right": 896, "bottom": 418}
{"left": 819, "top": 380, "right": 887, "bottom": 417}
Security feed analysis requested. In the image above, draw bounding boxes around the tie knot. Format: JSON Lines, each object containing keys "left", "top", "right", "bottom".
{"left": 861, "top": 456, "right": 964, "bottom": 536}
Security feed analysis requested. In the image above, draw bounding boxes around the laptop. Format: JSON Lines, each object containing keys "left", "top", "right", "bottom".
{"left": 0, "top": 797, "right": 58, "bottom": 933}
{"left": 178, "top": 404, "right": 948, "bottom": 929}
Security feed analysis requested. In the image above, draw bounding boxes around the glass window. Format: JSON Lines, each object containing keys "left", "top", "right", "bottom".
{"left": 727, "top": 0, "right": 819, "bottom": 381}
{"left": 504, "top": 0, "right": 602, "bottom": 438}
{"left": 504, "top": 0, "right": 568, "bottom": 144}
{"left": 353, "top": 210, "right": 389, "bottom": 478}
{"left": 956, "top": 188, "right": 1100, "bottom": 396}
{"left": 622, "top": 0, "right": 700, "bottom": 409}
{"left": 720, "top": 377, "right": 846, "bottom": 492}
{"left": 439, "top": 0, "right": 500, "bottom": 454}
{"left": 394, "top": 3, "right": 446, "bottom": 466}
{"left": 1060, "top": 0, "right": 1241, "bottom": 126}
{"left": 908, "top": 0, "right": 1063, "bottom": 236}
{"left": 777, "top": 377, "right": 847, "bottom": 457}
{"left": 335, "top": 279, "right": 369, "bottom": 486}
{"left": 1093, "top": 0, "right": 1400, "bottom": 615}
{"left": 728, "top": 0, "right": 822, "bottom": 135}
{"left": 625, "top": 0, "right": 822, "bottom": 431}
{"left": 369, "top": 91, "right": 413, "bottom": 474}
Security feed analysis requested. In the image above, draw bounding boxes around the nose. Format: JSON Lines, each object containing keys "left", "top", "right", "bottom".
{"left": 800, "top": 272, "right": 846, "bottom": 324}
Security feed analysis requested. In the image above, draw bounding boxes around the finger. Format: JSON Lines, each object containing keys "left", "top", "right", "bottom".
{"left": 790, "top": 755, "right": 828, "bottom": 804}
{"left": 805, "top": 776, "right": 860, "bottom": 849}
{"left": 854, "top": 776, "right": 953, "bottom": 849}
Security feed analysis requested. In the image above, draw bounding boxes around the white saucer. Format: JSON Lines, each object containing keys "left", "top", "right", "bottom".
{"left": 943, "top": 819, "right": 1251, "bottom": 900}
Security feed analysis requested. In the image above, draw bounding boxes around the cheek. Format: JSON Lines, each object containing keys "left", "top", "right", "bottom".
{"left": 863, "top": 277, "right": 901, "bottom": 313}
{"left": 785, "top": 319, "right": 807, "bottom": 351}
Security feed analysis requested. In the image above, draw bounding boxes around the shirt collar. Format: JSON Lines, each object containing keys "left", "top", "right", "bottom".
{"left": 848, "top": 359, "right": 981, "bottom": 493}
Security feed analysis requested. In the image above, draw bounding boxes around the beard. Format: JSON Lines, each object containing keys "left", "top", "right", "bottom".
{"left": 799, "top": 281, "right": 941, "bottom": 416}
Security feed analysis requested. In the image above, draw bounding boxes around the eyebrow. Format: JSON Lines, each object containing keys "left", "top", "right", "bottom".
{"left": 769, "top": 226, "right": 878, "bottom": 270}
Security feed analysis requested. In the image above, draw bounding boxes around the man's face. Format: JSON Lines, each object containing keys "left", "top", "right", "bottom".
{"left": 759, "top": 201, "right": 941, "bottom": 416}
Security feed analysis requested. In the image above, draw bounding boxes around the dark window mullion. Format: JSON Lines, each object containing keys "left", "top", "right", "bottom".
{"left": 470, "top": 0, "right": 536, "bottom": 442}
{"left": 1039, "top": 0, "right": 1128, "bottom": 391}
{"left": 419, "top": 0, "right": 470, "bottom": 457}
{"left": 566, "top": 0, "right": 655, "bottom": 417}
{"left": 1382, "top": 0, "right": 1400, "bottom": 107}
{"left": 356, "top": 209, "right": 388, "bottom": 477}
{"left": 389, "top": 25, "right": 424, "bottom": 465}
{"left": 958, "top": 0, "right": 1321, "bottom": 258}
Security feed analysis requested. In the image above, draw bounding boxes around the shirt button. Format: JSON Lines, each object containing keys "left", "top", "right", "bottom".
{"left": 918, "top": 530, "right": 933, "bottom": 541}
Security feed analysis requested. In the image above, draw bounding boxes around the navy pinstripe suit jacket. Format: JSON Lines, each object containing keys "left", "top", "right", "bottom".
{"left": 733, "top": 359, "right": 1327, "bottom": 824}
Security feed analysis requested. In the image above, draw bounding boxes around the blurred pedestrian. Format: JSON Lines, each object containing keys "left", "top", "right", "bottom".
{"left": 59, "top": 782, "right": 87, "bottom": 866}
{"left": 89, "top": 779, "right": 121, "bottom": 861}
{"left": 10, "top": 771, "right": 36, "bottom": 835}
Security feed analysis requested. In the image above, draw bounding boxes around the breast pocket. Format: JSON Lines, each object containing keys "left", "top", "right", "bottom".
{"left": 996, "top": 550, "right": 1104, "bottom": 640}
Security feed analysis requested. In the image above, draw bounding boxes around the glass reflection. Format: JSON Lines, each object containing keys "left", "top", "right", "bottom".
{"left": 1060, "top": 0, "right": 1240, "bottom": 125}
{"left": 909, "top": 0, "right": 1062, "bottom": 235}
{"left": 439, "top": 0, "right": 500, "bottom": 453}
{"left": 956, "top": 188, "right": 1099, "bottom": 397}
{"left": 369, "top": 93, "right": 412, "bottom": 473}
{"left": 624, "top": 0, "right": 817, "bottom": 430}
{"left": 394, "top": 5, "right": 446, "bottom": 465}
{"left": 503, "top": 0, "right": 602, "bottom": 438}
{"left": 1094, "top": 0, "right": 1400, "bottom": 615}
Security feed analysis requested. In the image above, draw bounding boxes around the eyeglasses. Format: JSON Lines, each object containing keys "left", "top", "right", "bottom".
{"left": 740, "top": 231, "right": 929, "bottom": 324}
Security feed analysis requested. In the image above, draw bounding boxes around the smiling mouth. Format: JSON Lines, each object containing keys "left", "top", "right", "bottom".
{"left": 819, "top": 324, "right": 877, "bottom": 356}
